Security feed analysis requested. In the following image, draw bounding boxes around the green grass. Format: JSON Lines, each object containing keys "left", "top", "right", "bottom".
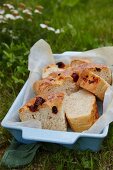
{"left": 0, "top": 0, "right": 113, "bottom": 169}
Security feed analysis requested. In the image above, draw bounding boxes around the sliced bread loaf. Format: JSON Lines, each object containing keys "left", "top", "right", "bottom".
{"left": 71, "top": 58, "right": 91, "bottom": 68}
{"left": 78, "top": 70, "right": 110, "bottom": 100}
{"left": 64, "top": 89, "right": 99, "bottom": 132}
{"left": 33, "top": 68, "right": 80, "bottom": 96}
{"left": 42, "top": 62, "right": 68, "bottom": 78}
{"left": 73, "top": 63, "right": 112, "bottom": 84}
{"left": 19, "top": 93, "right": 67, "bottom": 131}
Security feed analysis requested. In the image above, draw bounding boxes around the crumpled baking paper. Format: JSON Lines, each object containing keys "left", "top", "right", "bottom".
{"left": 86, "top": 86, "right": 113, "bottom": 134}
{"left": 19, "top": 39, "right": 113, "bottom": 132}
{"left": 69, "top": 46, "right": 113, "bottom": 65}
{"left": 23, "top": 39, "right": 55, "bottom": 104}
{"left": 6, "top": 119, "right": 42, "bottom": 129}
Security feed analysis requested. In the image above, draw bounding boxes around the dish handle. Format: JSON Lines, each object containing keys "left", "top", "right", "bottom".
{"left": 22, "top": 127, "right": 80, "bottom": 145}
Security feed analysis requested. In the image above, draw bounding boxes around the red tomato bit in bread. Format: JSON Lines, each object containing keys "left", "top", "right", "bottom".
{"left": 52, "top": 106, "right": 58, "bottom": 114}
{"left": 56, "top": 62, "right": 65, "bottom": 68}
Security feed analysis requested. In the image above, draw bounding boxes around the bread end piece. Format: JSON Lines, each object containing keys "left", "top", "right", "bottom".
{"left": 64, "top": 89, "right": 99, "bottom": 132}
{"left": 78, "top": 70, "right": 110, "bottom": 100}
{"left": 33, "top": 71, "right": 80, "bottom": 96}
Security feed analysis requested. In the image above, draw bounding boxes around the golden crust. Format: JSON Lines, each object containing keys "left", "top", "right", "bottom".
{"left": 71, "top": 58, "right": 91, "bottom": 67}
{"left": 19, "top": 93, "right": 65, "bottom": 114}
{"left": 66, "top": 96, "right": 99, "bottom": 132}
{"left": 42, "top": 63, "right": 69, "bottom": 78}
{"left": 78, "top": 70, "right": 110, "bottom": 100}
{"left": 72, "top": 63, "right": 112, "bottom": 84}
{"left": 33, "top": 68, "right": 80, "bottom": 95}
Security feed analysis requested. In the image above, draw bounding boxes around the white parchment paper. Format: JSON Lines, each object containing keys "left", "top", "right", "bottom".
{"left": 7, "top": 119, "right": 42, "bottom": 128}
{"left": 86, "top": 86, "right": 113, "bottom": 134}
{"left": 23, "top": 39, "right": 55, "bottom": 104}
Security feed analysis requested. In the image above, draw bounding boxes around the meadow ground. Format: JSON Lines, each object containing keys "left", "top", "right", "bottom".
{"left": 0, "top": 0, "right": 113, "bottom": 169}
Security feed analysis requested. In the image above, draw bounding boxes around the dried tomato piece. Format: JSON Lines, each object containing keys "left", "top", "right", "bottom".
{"left": 88, "top": 80, "right": 95, "bottom": 84}
{"left": 95, "top": 67, "right": 101, "bottom": 72}
{"left": 71, "top": 73, "right": 79, "bottom": 82}
{"left": 28, "top": 105, "right": 37, "bottom": 112}
{"left": 35, "top": 97, "right": 45, "bottom": 106}
{"left": 56, "top": 62, "right": 65, "bottom": 68}
{"left": 52, "top": 106, "right": 58, "bottom": 114}
{"left": 28, "top": 97, "right": 45, "bottom": 112}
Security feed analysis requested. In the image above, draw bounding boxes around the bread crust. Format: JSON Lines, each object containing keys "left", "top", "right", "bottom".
{"left": 78, "top": 70, "right": 110, "bottom": 100}
{"left": 33, "top": 69, "right": 80, "bottom": 96}
{"left": 42, "top": 63, "right": 69, "bottom": 78}
{"left": 64, "top": 90, "right": 99, "bottom": 132}
{"left": 66, "top": 101, "right": 98, "bottom": 132}
{"left": 72, "top": 63, "right": 112, "bottom": 84}
{"left": 71, "top": 58, "right": 91, "bottom": 68}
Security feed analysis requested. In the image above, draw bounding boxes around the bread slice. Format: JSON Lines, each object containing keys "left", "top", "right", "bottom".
{"left": 78, "top": 70, "right": 110, "bottom": 100}
{"left": 64, "top": 89, "right": 99, "bottom": 132}
{"left": 73, "top": 63, "right": 112, "bottom": 84}
{"left": 33, "top": 68, "right": 80, "bottom": 96}
{"left": 71, "top": 58, "right": 91, "bottom": 68}
{"left": 42, "top": 62, "right": 68, "bottom": 78}
{"left": 19, "top": 93, "right": 67, "bottom": 131}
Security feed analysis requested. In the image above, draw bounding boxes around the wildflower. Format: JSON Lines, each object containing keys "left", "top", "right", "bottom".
{"left": 34, "top": 9, "right": 42, "bottom": 14}
{"left": 55, "top": 29, "right": 61, "bottom": 34}
{"left": 0, "top": 15, "right": 4, "bottom": 20}
{"left": 9, "top": 30, "right": 13, "bottom": 34}
{"left": 15, "top": 16, "right": 23, "bottom": 20}
{"left": 47, "top": 26, "right": 55, "bottom": 32}
{"left": 23, "top": 9, "right": 32, "bottom": 15}
{"left": 40, "top": 23, "right": 63, "bottom": 34}
{"left": 0, "top": 9, "right": 5, "bottom": 15}
{"left": 11, "top": 9, "right": 19, "bottom": 15}
{"left": 40, "top": 23, "right": 47, "bottom": 28}
{"left": 12, "top": 35, "right": 18, "bottom": 39}
{"left": 55, "top": 29, "right": 64, "bottom": 34}
{"left": 2, "top": 28, "right": 7, "bottom": 33}
{"left": 0, "top": 15, "right": 5, "bottom": 23}
{"left": 8, "top": 30, "right": 18, "bottom": 39}
{"left": 5, "top": 14, "right": 15, "bottom": 20}
{"left": 3, "top": 4, "right": 14, "bottom": 10}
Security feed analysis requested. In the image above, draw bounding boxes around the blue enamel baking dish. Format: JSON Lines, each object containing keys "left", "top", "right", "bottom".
{"left": 1, "top": 52, "right": 109, "bottom": 152}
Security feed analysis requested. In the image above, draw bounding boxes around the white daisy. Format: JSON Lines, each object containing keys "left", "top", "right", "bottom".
{"left": 2, "top": 28, "right": 7, "bottom": 33}
{"left": 0, "top": 15, "right": 4, "bottom": 19}
{"left": 55, "top": 29, "right": 61, "bottom": 34}
{"left": 34, "top": 9, "right": 42, "bottom": 14}
{"left": 3, "top": 4, "right": 14, "bottom": 10}
{"left": 23, "top": 9, "right": 32, "bottom": 15}
{"left": 11, "top": 9, "right": 19, "bottom": 14}
{"left": 0, "top": 15, "right": 5, "bottom": 23}
{"left": 40, "top": 23, "right": 47, "bottom": 28}
{"left": 5, "top": 14, "right": 15, "bottom": 20}
{"left": 9, "top": 30, "right": 13, "bottom": 34}
{"left": 47, "top": 26, "right": 55, "bottom": 32}
{"left": 0, "top": 9, "right": 5, "bottom": 15}
{"left": 12, "top": 35, "right": 18, "bottom": 39}
{"left": 15, "top": 16, "right": 23, "bottom": 20}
